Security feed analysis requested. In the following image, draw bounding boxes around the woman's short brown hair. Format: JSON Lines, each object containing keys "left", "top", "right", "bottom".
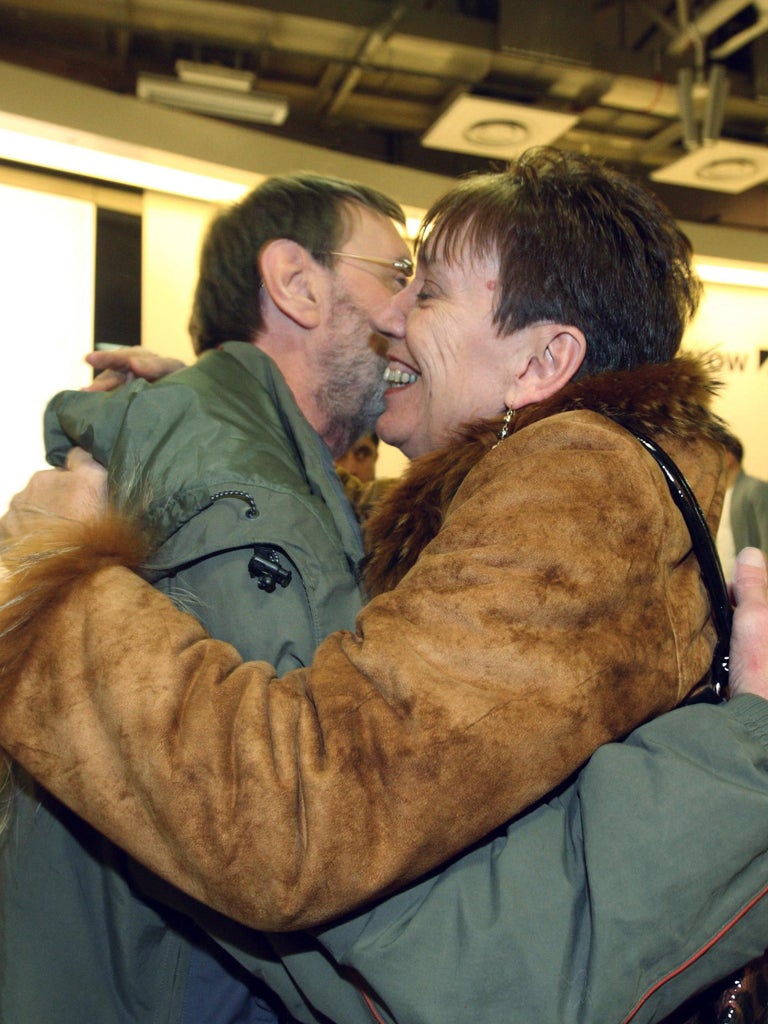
{"left": 417, "top": 148, "right": 702, "bottom": 376}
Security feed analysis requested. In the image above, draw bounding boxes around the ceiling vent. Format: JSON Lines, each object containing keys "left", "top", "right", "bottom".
{"left": 421, "top": 95, "right": 578, "bottom": 160}
{"left": 498, "top": 0, "right": 594, "bottom": 64}
{"left": 650, "top": 140, "right": 768, "bottom": 193}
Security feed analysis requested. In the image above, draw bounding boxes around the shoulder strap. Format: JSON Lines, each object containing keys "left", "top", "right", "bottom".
{"left": 616, "top": 422, "right": 731, "bottom": 701}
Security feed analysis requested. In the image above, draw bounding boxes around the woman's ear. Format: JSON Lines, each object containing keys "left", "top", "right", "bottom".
{"left": 259, "top": 239, "right": 324, "bottom": 329}
{"left": 504, "top": 324, "right": 586, "bottom": 409}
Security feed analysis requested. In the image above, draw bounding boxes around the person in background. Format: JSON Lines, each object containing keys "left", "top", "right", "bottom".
{"left": 716, "top": 427, "right": 768, "bottom": 582}
{"left": 1, "top": 149, "right": 766, "bottom": 1023}
{"left": 1, "top": 171, "right": 412, "bottom": 1024}
{"left": 334, "top": 432, "right": 398, "bottom": 523}
{"left": 335, "top": 431, "right": 380, "bottom": 483}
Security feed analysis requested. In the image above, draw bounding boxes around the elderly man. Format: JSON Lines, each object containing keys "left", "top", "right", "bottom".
{"left": 1, "top": 171, "right": 412, "bottom": 1024}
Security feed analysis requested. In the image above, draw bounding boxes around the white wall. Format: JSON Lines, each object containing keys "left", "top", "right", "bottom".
{"left": 0, "top": 183, "right": 94, "bottom": 515}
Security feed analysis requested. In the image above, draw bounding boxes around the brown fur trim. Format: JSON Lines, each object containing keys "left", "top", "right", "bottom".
{"left": 0, "top": 511, "right": 152, "bottom": 838}
{"left": 0, "top": 511, "right": 152, "bottom": 676}
{"left": 363, "top": 354, "right": 724, "bottom": 597}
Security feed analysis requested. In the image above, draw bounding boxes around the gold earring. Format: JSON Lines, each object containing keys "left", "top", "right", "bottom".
{"left": 493, "top": 406, "right": 515, "bottom": 448}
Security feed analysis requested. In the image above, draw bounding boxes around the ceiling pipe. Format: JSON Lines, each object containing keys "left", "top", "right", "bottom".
{"left": 710, "top": 0, "right": 768, "bottom": 58}
{"left": 324, "top": 1, "right": 412, "bottom": 118}
{"left": 634, "top": 0, "right": 680, "bottom": 39}
{"left": 667, "top": 0, "right": 754, "bottom": 55}
{"left": 702, "top": 61, "right": 729, "bottom": 142}
{"left": 677, "top": 66, "right": 699, "bottom": 149}
{"left": 672, "top": 0, "right": 706, "bottom": 72}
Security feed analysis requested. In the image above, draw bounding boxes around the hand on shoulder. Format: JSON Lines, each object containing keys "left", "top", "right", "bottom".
{"left": 84, "top": 347, "right": 187, "bottom": 392}
{"left": 0, "top": 448, "right": 107, "bottom": 543}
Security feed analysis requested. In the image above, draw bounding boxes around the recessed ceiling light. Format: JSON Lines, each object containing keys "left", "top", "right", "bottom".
{"left": 422, "top": 95, "right": 578, "bottom": 158}
{"left": 696, "top": 157, "right": 758, "bottom": 182}
{"left": 651, "top": 140, "right": 768, "bottom": 193}
{"left": 463, "top": 120, "right": 529, "bottom": 148}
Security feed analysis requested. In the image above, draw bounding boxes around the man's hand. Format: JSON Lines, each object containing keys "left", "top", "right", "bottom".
{"left": 0, "top": 449, "right": 108, "bottom": 542}
{"left": 728, "top": 547, "right": 768, "bottom": 700}
{"left": 85, "top": 347, "right": 187, "bottom": 392}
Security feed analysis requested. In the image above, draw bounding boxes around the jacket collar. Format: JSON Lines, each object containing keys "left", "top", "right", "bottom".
{"left": 363, "top": 353, "right": 724, "bottom": 596}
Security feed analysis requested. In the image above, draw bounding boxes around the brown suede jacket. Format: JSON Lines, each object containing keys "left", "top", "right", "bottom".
{"left": 0, "top": 354, "right": 727, "bottom": 932}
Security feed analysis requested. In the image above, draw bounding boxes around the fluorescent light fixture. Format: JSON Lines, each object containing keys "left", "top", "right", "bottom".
{"left": 422, "top": 95, "right": 578, "bottom": 159}
{"left": 175, "top": 60, "right": 256, "bottom": 92}
{"left": 0, "top": 60, "right": 453, "bottom": 214}
{"left": 651, "top": 140, "right": 768, "bottom": 194}
{"left": 695, "top": 260, "right": 768, "bottom": 289}
{"left": 0, "top": 111, "right": 260, "bottom": 204}
{"left": 137, "top": 72, "right": 289, "bottom": 126}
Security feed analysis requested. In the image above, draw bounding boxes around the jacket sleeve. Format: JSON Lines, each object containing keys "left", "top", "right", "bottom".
{"left": 43, "top": 386, "right": 138, "bottom": 468}
{"left": 0, "top": 423, "right": 719, "bottom": 930}
{"left": 315, "top": 695, "right": 768, "bottom": 1024}
{"left": 752, "top": 477, "right": 768, "bottom": 555}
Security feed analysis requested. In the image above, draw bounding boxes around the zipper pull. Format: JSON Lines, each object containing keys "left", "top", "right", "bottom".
{"left": 248, "top": 545, "right": 292, "bottom": 593}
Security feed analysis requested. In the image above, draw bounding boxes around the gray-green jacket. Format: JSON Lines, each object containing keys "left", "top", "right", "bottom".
{"left": 1, "top": 342, "right": 365, "bottom": 1024}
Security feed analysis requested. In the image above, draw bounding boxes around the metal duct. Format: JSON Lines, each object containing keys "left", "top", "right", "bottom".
{"left": 498, "top": 0, "right": 594, "bottom": 64}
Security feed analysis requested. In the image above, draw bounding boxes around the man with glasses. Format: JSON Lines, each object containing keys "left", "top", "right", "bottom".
{"left": 2, "top": 172, "right": 412, "bottom": 1024}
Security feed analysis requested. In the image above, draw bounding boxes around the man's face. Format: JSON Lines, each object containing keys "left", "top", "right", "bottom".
{"left": 335, "top": 434, "right": 379, "bottom": 483}
{"left": 315, "top": 204, "right": 412, "bottom": 457}
{"left": 376, "top": 242, "right": 522, "bottom": 459}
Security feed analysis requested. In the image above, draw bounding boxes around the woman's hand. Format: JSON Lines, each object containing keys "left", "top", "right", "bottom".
{"left": 84, "top": 347, "right": 187, "bottom": 392}
{"left": 0, "top": 448, "right": 107, "bottom": 541}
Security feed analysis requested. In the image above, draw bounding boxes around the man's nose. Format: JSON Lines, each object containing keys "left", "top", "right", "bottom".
{"left": 378, "top": 281, "right": 416, "bottom": 338}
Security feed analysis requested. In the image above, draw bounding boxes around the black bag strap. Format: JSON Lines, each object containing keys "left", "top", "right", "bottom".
{"left": 615, "top": 422, "right": 732, "bottom": 701}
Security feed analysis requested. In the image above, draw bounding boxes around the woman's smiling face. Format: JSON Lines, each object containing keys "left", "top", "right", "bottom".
{"left": 376, "top": 244, "right": 519, "bottom": 460}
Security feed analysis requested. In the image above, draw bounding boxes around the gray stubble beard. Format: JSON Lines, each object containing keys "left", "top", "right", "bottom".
{"left": 319, "top": 289, "right": 388, "bottom": 457}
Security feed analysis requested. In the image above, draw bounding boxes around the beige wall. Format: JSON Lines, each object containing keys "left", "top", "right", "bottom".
{"left": 142, "top": 191, "right": 215, "bottom": 363}
{"left": 684, "top": 277, "right": 768, "bottom": 479}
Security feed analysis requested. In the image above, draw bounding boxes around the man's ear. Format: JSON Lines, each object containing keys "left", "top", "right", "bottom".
{"left": 259, "top": 239, "right": 324, "bottom": 329}
{"left": 504, "top": 324, "right": 586, "bottom": 409}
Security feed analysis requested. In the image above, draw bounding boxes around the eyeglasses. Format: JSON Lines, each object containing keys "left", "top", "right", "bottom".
{"left": 317, "top": 251, "right": 414, "bottom": 278}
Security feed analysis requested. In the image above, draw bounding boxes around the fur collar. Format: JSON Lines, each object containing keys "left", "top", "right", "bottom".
{"left": 363, "top": 353, "right": 724, "bottom": 597}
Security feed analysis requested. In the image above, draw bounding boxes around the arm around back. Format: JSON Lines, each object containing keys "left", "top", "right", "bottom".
{"left": 0, "top": 419, "right": 730, "bottom": 930}
{"left": 314, "top": 694, "right": 768, "bottom": 1024}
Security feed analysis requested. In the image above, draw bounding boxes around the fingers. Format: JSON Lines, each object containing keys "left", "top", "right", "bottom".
{"left": 83, "top": 368, "right": 134, "bottom": 393}
{"left": 65, "top": 447, "right": 100, "bottom": 471}
{"left": 0, "top": 454, "right": 108, "bottom": 544}
{"left": 0, "top": 470, "right": 64, "bottom": 543}
{"left": 125, "top": 352, "right": 187, "bottom": 381}
{"left": 728, "top": 548, "right": 768, "bottom": 701}
{"left": 85, "top": 348, "right": 186, "bottom": 384}
{"left": 86, "top": 348, "right": 141, "bottom": 373}
{"left": 732, "top": 547, "right": 768, "bottom": 601}
{"left": 83, "top": 349, "right": 138, "bottom": 393}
